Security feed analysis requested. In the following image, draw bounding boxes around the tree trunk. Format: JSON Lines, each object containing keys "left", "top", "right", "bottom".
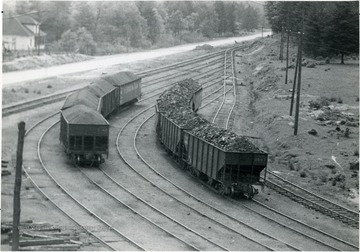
{"left": 341, "top": 53, "right": 344, "bottom": 64}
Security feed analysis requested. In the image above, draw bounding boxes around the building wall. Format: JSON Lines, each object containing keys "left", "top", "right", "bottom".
{"left": 3, "top": 35, "right": 44, "bottom": 51}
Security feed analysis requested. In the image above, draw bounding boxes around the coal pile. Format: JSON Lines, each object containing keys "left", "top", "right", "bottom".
{"left": 190, "top": 124, "right": 263, "bottom": 153}
{"left": 157, "top": 78, "right": 263, "bottom": 153}
{"left": 158, "top": 79, "right": 206, "bottom": 128}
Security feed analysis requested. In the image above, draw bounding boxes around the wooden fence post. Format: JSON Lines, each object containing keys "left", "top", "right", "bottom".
{"left": 12, "top": 121, "right": 26, "bottom": 251}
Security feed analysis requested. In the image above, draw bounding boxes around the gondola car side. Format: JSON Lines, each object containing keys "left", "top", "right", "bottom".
{"left": 60, "top": 104, "right": 109, "bottom": 165}
{"left": 101, "top": 71, "right": 142, "bottom": 106}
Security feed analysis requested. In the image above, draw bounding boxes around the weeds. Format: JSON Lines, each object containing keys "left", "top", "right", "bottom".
{"left": 11, "top": 88, "right": 16, "bottom": 93}
{"left": 24, "top": 88, "right": 29, "bottom": 94}
{"left": 330, "top": 96, "right": 337, "bottom": 102}
{"left": 300, "top": 171, "right": 307, "bottom": 178}
{"left": 354, "top": 149, "right": 359, "bottom": 156}
{"left": 47, "top": 85, "right": 52, "bottom": 88}
{"left": 309, "top": 96, "right": 330, "bottom": 110}
{"left": 337, "top": 97, "right": 343, "bottom": 104}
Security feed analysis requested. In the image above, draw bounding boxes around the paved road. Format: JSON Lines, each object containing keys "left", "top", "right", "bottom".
{"left": 2, "top": 32, "right": 271, "bottom": 86}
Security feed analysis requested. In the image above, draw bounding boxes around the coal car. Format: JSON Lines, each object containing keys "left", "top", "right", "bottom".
{"left": 60, "top": 104, "right": 109, "bottom": 165}
{"left": 155, "top": 79, "right": 267, "bottom": 199}
{"left": 59, "top": 71, "right": 141, "bottom": 165}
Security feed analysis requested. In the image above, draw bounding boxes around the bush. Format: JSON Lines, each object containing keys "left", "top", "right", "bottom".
{"left": 309, "top": 96, "right": 330, "bottom": 110}
{"left": 337, "top": 97, "right": 343, "bottom": 103}
{"left": 24, "top": 88, "right": 29, "bottom": 93}
{"left": 300, "top": 171, "right": 307, "bottom": 177}
{"left": 330, "top": 96, "right": 337, "bottom": 102}
{"left": 47, "top": 85, "right": 52, "bottom": 89}
{"left": 356, "top": 97, "right": 359, "bottom": 102}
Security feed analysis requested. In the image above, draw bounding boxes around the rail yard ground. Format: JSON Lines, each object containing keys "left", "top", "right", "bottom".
{"left": 1, "top": 35, "right": 359, "bottom": 249}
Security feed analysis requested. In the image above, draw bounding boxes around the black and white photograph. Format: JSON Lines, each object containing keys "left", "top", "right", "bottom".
{"left": 1, "top": 0, "right": 359, "bottom": 251}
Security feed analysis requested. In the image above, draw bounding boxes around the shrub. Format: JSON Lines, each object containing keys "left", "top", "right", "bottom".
{"left": 354, "top": 149, "right": 359, "bottom": 156}
{"left": 300, "top": 171, "right": 307, "bottom": 177}
{"left": 24, "top": 88, "right": 29, "bottom": 93}
{"left": 330, "top": 96, "right": 337, "bottom": 102}
{"left": 309, "top": 96, "right": 330, "bottom": 110}
{"left": 337, "top": 97, "right": 343, "bottom": 103}
{"left": 11, "top": 88, "right": 16, "bottom": 93}
{"left": 356, "top": 97, "right": 359, "bottom": 102}
{"left": 320, "top": 174, "right": 328, "bottom": 183}
{"left": 47, "top": 85, "right": 52, "bottom": 89}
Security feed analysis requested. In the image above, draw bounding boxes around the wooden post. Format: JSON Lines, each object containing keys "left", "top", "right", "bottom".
{"left": 294, "top": 10, "right": 304, "bottom": 135}
{"left": 12, "top": 121, "right": 26, "bottom": 251}
{"left": 285, "top": 12, "right": 290, "bottom": 84}
{"left": 290, "top": 46, "right": 299, "bottom": 116}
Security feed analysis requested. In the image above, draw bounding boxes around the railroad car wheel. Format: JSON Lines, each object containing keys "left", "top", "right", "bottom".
{"left": 243, "top": 185, "right": 255, "bottom": 199}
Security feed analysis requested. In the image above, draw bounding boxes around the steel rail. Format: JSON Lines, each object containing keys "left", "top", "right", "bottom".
{"left": 115, "top": 106, "right": 231, "bottom": 251}
{"left": 225, "top": 49, "right": 237, "bottom": 130}
{"left": 269, "top": 171, "right": 359, "bottom": 217}
{"left": 2, "top": 50, "right": 227, "bottom": 116}
{"left": 21, "top": 112, "right": 119, "bottom": 251}
{"left": 265, "top": 176, "right": 359, "bottom": 228}
{"left": 37, "top": 121, "right": 146, "bottom": 251}
{"left": 77, "top": 167, "right": 201, "bottom": 251}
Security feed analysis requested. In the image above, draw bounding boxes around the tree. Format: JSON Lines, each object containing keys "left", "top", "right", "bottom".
{"left": 71, "top": 2, "right": 95, "bottom": 34}
{"left": 60, "top": 30, "right": 77, "bottom": 53}
{"left": 76, "top": 27, "right": 96, "bottom": 55}
{"left": 241, "top": 5, "right": 259, "bottom": 31}
{"left": 167, "top": 10, "right": 184, "bottom": 37}
{"left": 40, "top": 2, "right": 72, "bottom": 42}
{"left": 325, "top": 1, "right": 359, "bottom": 63}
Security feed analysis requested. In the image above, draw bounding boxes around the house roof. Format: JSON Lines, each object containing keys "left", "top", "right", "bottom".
{"left": 62, "top": 104, "right": 108, "bottom": 125}
{"left": 17, "top": 15, "right": 40, "bottom": 25}
{"left": 101, "top": 71, "right": 141, "bottom": 87}
{"left": 3, "top": 16, "right": 46, "bottom": 37}
{"left": 3, "top": 17, "right": 33, "bottom": 37}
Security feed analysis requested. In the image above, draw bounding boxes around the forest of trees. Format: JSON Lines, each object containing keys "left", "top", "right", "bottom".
{"left": 3, "top": 1, "right": 266, "bottom": 55}
{"left": 265, "top": 1, "right": 359, "bottom": 63}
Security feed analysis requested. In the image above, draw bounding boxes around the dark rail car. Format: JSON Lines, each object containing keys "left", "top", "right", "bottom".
{"left": 155, "top": 80, "right": 267, "bottom": 198}
{"left": 60, "top": 104, "right": 109, "bottom": 165}
{"left": 101, "top": 71, "right": 142, "bottom": 106}
{"left": 60, "top": 71, "right": 142, "bottom": 166}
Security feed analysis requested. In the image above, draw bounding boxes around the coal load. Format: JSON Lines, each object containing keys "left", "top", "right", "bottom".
{"left": 190, "top": 124, "right": 263, "bottom": 153}
{"left": 158, "top": 79, "right": 207, "bottom": 128}
{"left": 158, "top": 78, "right": 262, "bottom": 153}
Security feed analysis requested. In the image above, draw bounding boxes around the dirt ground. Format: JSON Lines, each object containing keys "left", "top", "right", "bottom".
{"left": 231, "top": 36, "right": 359, "bottom": 210}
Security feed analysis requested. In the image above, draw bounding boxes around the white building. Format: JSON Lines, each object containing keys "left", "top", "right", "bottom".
{"left": 3, "top": 15, "right": 46, "bottom": 52}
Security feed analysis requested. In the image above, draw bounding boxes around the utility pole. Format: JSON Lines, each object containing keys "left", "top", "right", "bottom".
{"left": 290, "top": 43, "right": 300, "bottom": 116}
{"left": 294, "top": 10, "right": 304, "bottom": 135}
{"left": 12, "top": 121, "right": 26, "bottom": 251}
{"left": 285, "top": 12, "right": 290, "bottom": 84}
{"left": 279, "top": 22, "right": 285, "bottom": 62}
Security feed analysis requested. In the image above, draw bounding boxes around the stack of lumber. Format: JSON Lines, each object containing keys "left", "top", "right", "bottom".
{"left": 2, "top": 160, "right": 11, "bottom": 176}
{"left": 2, "top": 221, "right": 83, "bottom": 251}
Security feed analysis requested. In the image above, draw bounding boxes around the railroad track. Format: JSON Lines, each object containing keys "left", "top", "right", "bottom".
{"left": 22, "top": 113, "right": 143, "bottom": 251}
{"left": 16, "top": 48, "right": 238, "bottom": 250}
{"left": 2, "top": 48, "right": 228, "bottom": 117}
{"left": 11, "top": 43, "right": 358, "bottom": 250}
{"left": 123, "top": 97, "right": 355, "bottom": 249}
{"left": 266, "top": 171, "right": 359, "bottom": 228}
{"left": 211, "top": 48, "right": 237, "bottom": 129}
